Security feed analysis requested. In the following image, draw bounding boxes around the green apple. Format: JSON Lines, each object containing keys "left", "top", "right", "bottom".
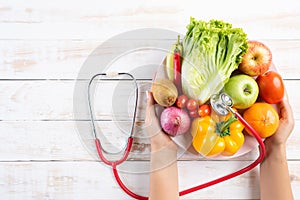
{"left": 224, "top": 74, "right": 259, "bottom": 109}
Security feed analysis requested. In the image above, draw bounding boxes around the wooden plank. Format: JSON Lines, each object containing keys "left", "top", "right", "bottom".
{"left": 0, "top": 161, "right": 299, "bottom": 199}
{"left": 0, "top": 40, "right": 98, "bottom": 79}
{"left": 0, "top": 1, "right": 299, "bottom": 200}
{"left": 0, "top": 39, "right": 171, "bottom": 80}
{"left": 0, "top": 120, "right": 299, "bottom": 161}
{"left": 0, "top": 80, "right": 299, "bottom": 120}
{"left": 0, "top": 40, "right": 300, "bottom": 79}
{"left": 0, "top": 0, "right": 299, "bottom": 40}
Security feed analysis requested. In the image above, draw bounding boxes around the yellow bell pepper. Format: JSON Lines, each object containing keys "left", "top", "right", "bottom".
{"left": 191, "top": 113, "right": 244, "bottom": 157}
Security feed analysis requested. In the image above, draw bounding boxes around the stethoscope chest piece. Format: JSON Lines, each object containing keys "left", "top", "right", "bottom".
{"left": 210, "top": 93, "right": 233, "bottom": 116}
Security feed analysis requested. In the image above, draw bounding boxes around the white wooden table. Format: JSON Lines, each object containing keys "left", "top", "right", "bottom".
{"left": 0, "top": 0, "right": 299, "bottom": 199}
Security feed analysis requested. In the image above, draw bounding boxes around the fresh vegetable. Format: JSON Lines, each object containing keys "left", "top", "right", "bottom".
{"left": 186, "top": 98, "right": 199, "bottom": 111}
{"left": 160, "top": 106, "right": 191, "bottom": 136}
{"left": 191, "top": 114, "right": 245, "bottom": 157}
{"left": 256, "top": 71, "right": 284, "bottom": 104}
{"left": 224, "top": 74, "right": 259, "bottom": 109}
{"left": 239, "top": 41, "right": 272, "bottom": 76}
{"left": 152, "top": 78, "right": 178, "bottom": 107}
{"left": 166, "top": 36, "right": 183, "bottom": 82}
{"left": 179, "top": 18, "right": 248, "bottom": 104}
{"left": 198, "top": 104, "right": 211, "bottom": 117}
{"left": 243, "top": 102, "right": 279, "bottom": 138}
{"left": 189, "top": 110, "right": 198, "bottom": 118}
{"left": 173, "top": 35, "right": 183, "bottom": 94}
{"left": 176, "top": 94, "right": 189, "bottom": 108}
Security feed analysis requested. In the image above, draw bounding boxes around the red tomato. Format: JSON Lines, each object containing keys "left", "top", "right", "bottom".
{"left": 176, "top": 94, "right": 189, "bottom": 108}
{"left": 256, "top": 71, "right": 284, "bottom": 104}
{"left": 189, "top": 109, "right": 199, "bottom": 118}
{"left": 198, "top": 104, "right": 211, "bottom": 117}
{"left": 187, "top": 99, "right": 199, "bottom": 111}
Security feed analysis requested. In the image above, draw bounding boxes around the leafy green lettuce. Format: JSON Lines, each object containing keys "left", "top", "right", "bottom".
{"left": 181, "top": 18, "right": 248, "bottom": 104}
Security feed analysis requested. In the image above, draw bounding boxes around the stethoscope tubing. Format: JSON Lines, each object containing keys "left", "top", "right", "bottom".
{"left": 179, "top": 109, "right": 266, "bottom": 196}
{"left": 103, "top": 108, "right": 266, "bottom": 200}
{"left": 88, "top": 73, "right": 266, "bottom": 200}
{"left": 88, "top": 72, "right": 138, "bottom": 154}
{"left": 88, "top": 72, "right": 146, "bottom": 199}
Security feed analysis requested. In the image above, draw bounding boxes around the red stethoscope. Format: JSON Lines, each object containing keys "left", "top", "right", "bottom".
{"left": 88, "top": 72, "right": 266, "bottom": 200}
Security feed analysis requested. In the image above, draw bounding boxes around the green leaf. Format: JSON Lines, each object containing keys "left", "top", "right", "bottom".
{"left": 181, "top": 18, "right": 248, "bottom": 104}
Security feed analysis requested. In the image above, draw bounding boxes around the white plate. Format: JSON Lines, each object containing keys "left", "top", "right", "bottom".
{"left": 154, "top": 58, "right": 280, "bottom": 160}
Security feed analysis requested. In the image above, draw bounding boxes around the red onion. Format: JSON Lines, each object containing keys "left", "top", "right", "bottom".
{"left": 160, "top": 106, "right": 191, "bottom": 136}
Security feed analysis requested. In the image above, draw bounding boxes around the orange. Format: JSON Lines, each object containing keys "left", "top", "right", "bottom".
{"left": 243, "top": 102, "right": 279, "bottom": 138}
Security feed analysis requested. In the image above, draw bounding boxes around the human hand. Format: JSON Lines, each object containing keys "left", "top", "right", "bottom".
{"left": 145, "top": 91, "right": 177, "bottom": 152}
{"left": 259, "top": 94, "right": 295, "bottom": 200}
{"left": 264, "top": 94, "right": 295, "bottom": 151}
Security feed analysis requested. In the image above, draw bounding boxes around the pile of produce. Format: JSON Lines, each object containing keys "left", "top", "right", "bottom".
{"left": 152, "top": 17, "right": 284, "bottom": 157}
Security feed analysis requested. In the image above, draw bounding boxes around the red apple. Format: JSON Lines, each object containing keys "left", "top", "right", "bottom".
{"left": 239, "top": 41, "right": 272, "bottom": 76}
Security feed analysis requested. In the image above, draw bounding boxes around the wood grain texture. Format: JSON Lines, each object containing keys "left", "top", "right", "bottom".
{"left": 0, "top": 0, "right": 299, "bottom": 40}
{"left": 0, "top": 80, "right": 299, "bottom": 120}
{"left": 0, "top": 40, "right": 299, "bottom": 79}
{"left": 0, "top": 161, "right": 299, "bottom": 200}
{"left": 1, "top": 0, "right": 300, "bottom": 199}
{"left": 0, "top": 120, "right": 299, "bottom": 162}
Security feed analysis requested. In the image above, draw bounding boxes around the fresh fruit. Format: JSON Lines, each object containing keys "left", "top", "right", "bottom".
{"left": 224, "top": 74, "right": 259, "bottom": 109}
{"left": 176, "top": 94, "right": 189, "bottom": 108}
{"left": 160, "top": 106, "right": 191, "bottom": 136}
{"left": 191, "top": 114, "right": 244, "bottom": 157}
{"left": 239, "top": 41, "right": 272, "bottom": 76}
{"left": 256, "top": 71, "right": 284, "bottom": 104}
{"left": 243, "top": 102, "right": 279, "bottom": 138}
{"left": 187, "top": 98, "right": 199, "bottom": 111}
{"left": 198, "top": 104, "right": 211, "bottom": 117}
{"left": 152, "top": 78, "right": 178, "bottom": 107}
{"left": 189, "top": 110, "right": 198, "bottom": 118}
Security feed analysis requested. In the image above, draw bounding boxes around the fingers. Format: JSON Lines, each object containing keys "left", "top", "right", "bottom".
{"left": 278, "top": 100, "right": 288, "bottom": 119}
{"left": 278, "top": 98, "right": 295, "bottom": 131}
{"left": 280, "top": 98, "right": 293, "bottom": 118}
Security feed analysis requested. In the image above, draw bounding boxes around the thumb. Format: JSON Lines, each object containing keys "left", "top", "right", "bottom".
{"left": 146, "top": 91, "right": 155, "bottom": 106}
{"left": 146, "top": 91, "right": 157, "bottom": 119}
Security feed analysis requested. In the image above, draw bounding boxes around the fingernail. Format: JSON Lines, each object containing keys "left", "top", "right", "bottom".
{"left": 146, "top": 91, "right": 149, "bottom": 99}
